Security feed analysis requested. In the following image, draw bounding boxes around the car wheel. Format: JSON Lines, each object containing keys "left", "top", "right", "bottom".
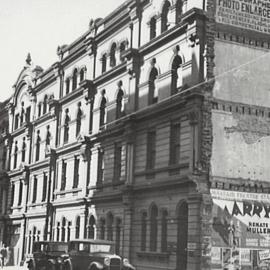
{"left": 63, "top": 261, "right": 72, "bottom": 270}
{"left": 90, "top": 266, "right": 98, "bottom": 270}
{"left": 47, "top": 262, "right": 56, "bottom": 270}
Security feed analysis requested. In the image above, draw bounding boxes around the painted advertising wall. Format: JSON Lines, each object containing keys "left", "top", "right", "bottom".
{"left": 211, "top": 189, "right": 270, "bottom": 269}
{"left": 216, "top": 0, "right": 270, "bottom": 33}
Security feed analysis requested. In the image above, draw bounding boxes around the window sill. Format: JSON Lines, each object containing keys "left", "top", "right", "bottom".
{"left": 56, "top": 187, "right": 82, "bottom": 195}
{"left": 11, "top": 205, "right": 23, "bottom": 210}
{"left": 137, "top": 251, "right": 170, "bottom": 259}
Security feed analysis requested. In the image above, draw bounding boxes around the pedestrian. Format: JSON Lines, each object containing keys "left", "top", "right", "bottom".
{"left": 0, "top": 244, "right": 7, "bottom": 268}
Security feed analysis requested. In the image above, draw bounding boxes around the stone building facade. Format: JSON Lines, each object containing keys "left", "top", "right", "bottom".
{"left": 1, "top": 0, "right": 270, "bottom": 269}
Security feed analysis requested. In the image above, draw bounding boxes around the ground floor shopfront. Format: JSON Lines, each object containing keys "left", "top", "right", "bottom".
{"left": 4, "top": 186, "right": 270, "bottom": 269}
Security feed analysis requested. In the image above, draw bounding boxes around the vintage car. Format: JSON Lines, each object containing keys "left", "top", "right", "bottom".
{"left": 25, "top": 241, "right": 68, "bottom": 270}
{"left": 58, "top": 239, "right": 135, "bottom": 270}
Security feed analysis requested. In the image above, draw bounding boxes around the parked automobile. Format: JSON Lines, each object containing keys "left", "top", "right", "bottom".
{"left": 26, "top": 239, "right": 135, "bottom": 270}
{"left": 25, "top": 241, "right": 68, "bottom": 270}
{"left": 58, "top": 239, "right": 135, "bottom": 270}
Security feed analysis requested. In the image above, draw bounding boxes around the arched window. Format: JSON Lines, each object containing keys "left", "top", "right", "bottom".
{"left": 115, "top": 218, "right": 121, "bottom": 255}
{"left": 149, "top": 66, "right": 158, "bottom": 105}
{"left": 176, "top": 0, "right": 183, "bottom": 23}
{"left": 66, "top": 78, "right": 70, "bottom": 95}
{"left": 42, "top": 173, "right": 47, "bottom": 202}
{"left": 18, "top": 181, "right": 23, "bottom": 206}
{"left": 161, "top": 0, "right": 171, "bottom": 33}
{"left": 38, "top": 103, "right": 42, "bottom": 117}
{"left": 76, "top": 102, "right": 82, "bottom": 137}
{"left": 177, "top": 201, "right": 188, "bottom": 270}
{"left": 107, "top": 213, "right": 114, "bottom": 241}
{"left": 37, "top": 230, "right": 40, "bottom": 242}
{"left": 75, "top": 216, "right": 80, "bottom": 239}
{"left": 150, "top": 17, "right": 157, "bottom": 40}
{"left": 32, "top": 176, "right": 38, "bottom": 203}
{"left": 80, "top": 68, "right": 85, "bottom": 82}
{"left": 14, "top": 141, "right": 18, "bottom": 169}
{"left": 61, "top": 217, "right": 66, "bottom": 241}
{"left": 119, "top": 42, "right": 126, "bottom": 62}
{"left": 43, "top": 95, "right": 48, "bottom": 114}
{"left": 101, "top": 54, "right": 107, "bottom": 74}
{"left": 116, "top": 85, "right": 124, "bottom": 119}
{"left": 171, "top": 54, "right": 183, "bottom": 94}
{"left": 161, "top": 210, "right": 168, "bottom": 252}
{"left": 97, "top": 148, "right": 105, "bottom": 186}
{"left": 56, "top": 222, "right": 60, "bottom": 241}
{"left": 110, "top": 43, "right": 117, "bottom": 67}
{"left": 67, "top": 221, "right": 71, "bottom": 241}
{"left": 28, "top": 231, "right": 32, "bottom": 254}
{"left": 141, "top": 212, "right": 147, "bottom": 251}
{"left": 33, "top": 227, "right": 37, "bottom": 243}
{"left": 88, "top": 215, "right": 96, "bottom": 239}
{"left": 22, "top": 137, "right": 26, "bottom": 163}
{"left": 64, "top": 109, "right": 70, "bottom": 144}
{"left": 43, "top": 227, "right": 47, "bottom": 241}
{"left": 72, "top": 69, "right": 78, "bottom": 90}
{"left": 45, "top": 125, "right": 51, "bottom": 153}
{"left": 99, "top": 93, "right": 107, "bottom": 128}
{"left": 20, "top": 102, "right": 25, "bottom": 126}
{"left": 35, "top": 130, "right": 41, "bottom": 162}
{"left": 100, "top": 219, "right": 105, "bottom": 240}
{"left": 150, "top": 204, "right": 158, "bottom": 251}
{"left": 10, "top": 184, "right": 15, "bottom": 207}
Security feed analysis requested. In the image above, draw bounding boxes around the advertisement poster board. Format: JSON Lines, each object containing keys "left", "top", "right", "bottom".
{"left": 211, "top": 189, "right": 270, "bottom": 270}
{"left": 216, "top": 0, "right": 270, "bottom": 34}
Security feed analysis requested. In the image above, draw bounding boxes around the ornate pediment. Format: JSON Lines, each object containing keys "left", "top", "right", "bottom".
{"left": 12, "top": 54, "right": 43, "bottom": 106}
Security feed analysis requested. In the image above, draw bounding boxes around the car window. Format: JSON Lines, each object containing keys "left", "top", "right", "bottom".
{"left": 90, "top": 244, "right": 112, "bottom": 253}
{"left": 33, "top": 243, "right": 48, "bottom": 252}
{"left": 78, "top": 243, "right": 90, "bottom": 252}
{"left": 48, "top": 243, "right": 68, "bottom": 252}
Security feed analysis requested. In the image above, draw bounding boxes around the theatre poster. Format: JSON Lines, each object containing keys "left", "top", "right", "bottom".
{"left": 211, "top": 188, "right": 270, "bottom": 270}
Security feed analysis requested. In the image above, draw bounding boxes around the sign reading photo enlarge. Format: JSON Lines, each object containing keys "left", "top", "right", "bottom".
{"left": 211, "top": 188, "right": 270, "bottom": 269}
{"left": 216, "top": 0, "right": 270, "bottom": 33}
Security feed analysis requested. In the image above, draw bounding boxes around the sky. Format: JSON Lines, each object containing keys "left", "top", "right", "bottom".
{"left": 0, "top": 0, "right": 126, "bottom": 102}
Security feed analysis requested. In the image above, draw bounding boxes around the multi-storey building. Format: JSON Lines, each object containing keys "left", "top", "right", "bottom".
{"left": 1, "top": 0, "right": 270, "bottom": 269}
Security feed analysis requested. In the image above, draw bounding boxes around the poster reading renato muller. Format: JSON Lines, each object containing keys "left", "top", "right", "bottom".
{"left": 211, "top": 189, "right": 270, "bottom": 268}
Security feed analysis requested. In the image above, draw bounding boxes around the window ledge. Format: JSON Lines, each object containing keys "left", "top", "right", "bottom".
{"left": 11, "top": 205, "right": 23, "bottom": 210}
{"left": 137, "top": 251, "right": 170, "bottom": 259}
{"left": 56, "top": 187, "right": 82, "bottom": 195}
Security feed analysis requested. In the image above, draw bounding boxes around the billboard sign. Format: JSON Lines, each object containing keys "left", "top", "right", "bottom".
{"left": 216, "top": 0, "right": 270, "bottom": 34}
{"left": 211, "top": 189, "right": 270, "bottom": 269}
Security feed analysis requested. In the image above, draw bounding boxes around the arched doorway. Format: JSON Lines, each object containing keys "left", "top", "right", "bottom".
{"left": 176, "top": 201, "right": 188, "bottom": 270}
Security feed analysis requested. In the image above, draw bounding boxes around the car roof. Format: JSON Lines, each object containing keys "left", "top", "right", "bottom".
{"left": 70, "top": 239, "right": 115, "bottom": 245}
{"left": 33, "top": 241, "right": 68, "bottom": 244}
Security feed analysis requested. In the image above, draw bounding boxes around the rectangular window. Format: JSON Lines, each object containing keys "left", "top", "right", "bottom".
{"left": 32, "top": 177, "right": 38, "bottom": 203}
{"left": 73, "top": 157, "right": 80, "bottom": 188}
{"left": 14, "top": 114, "right": 19, "bottom": 129}
{"left": 42, "top": 174, "right": 47, "bottom": 202}
{"left": 113, "top": 143, "right": 122, "bottom": 183}
{"left": 97, "top": 149, "right": 104, "bottom": 186}
{"left": 18, "top": 181, "right": 23, "bottom": 206}
{"left": 146, "top": 131, "right": 156, "bottom": 170}
{"left": 10, "top": 184, "right": 15, "bottom": 207}
{"left": 170, "top": 122, "right": 180, "bottom": 165}
{"left": 60, "top": 161, "right": 67, "bottom": 191}
{"left": 26, "top": 106, "right": 31, "bottom": 122}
